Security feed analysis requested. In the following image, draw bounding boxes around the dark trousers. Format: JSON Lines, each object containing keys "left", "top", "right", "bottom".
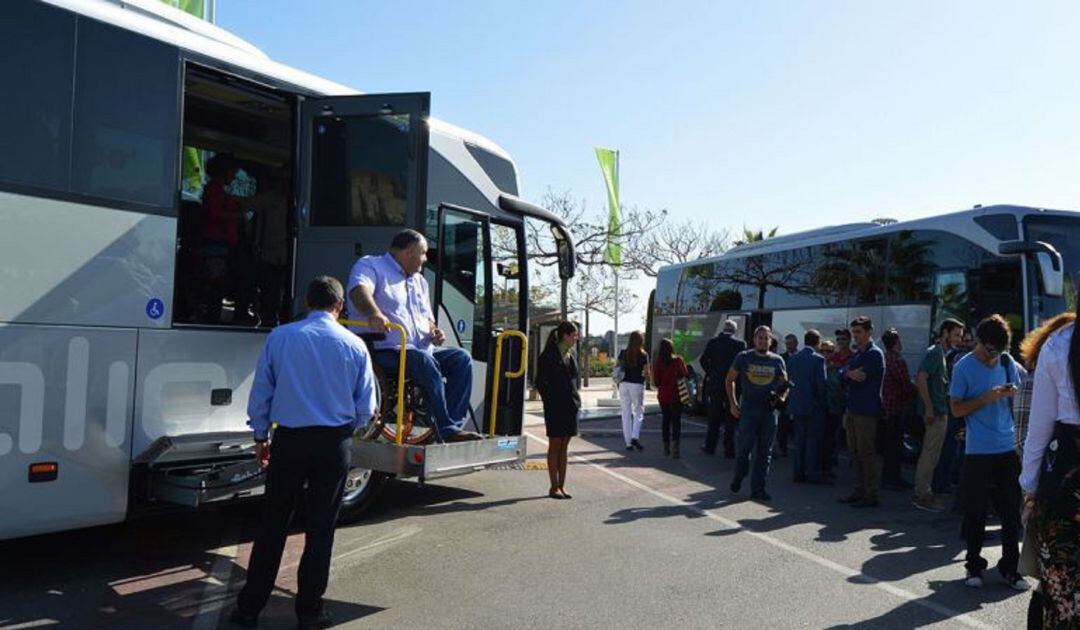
{"left": 880, "top": 413, "right": 905, "bottom": 485}
{"left": 823, "top": 412, "right": 841, "bottom": 474}
{"left": 375, "top": 347, "right": 473, "bottom": 440}
{"left": 237, "top": 425, "right": 353, "bottom": 620}
{"left": 704, "top": 393, "right": 735, "bottom": 455}
{"left": 661, "top": 402, "right": 683, "bottom": 443}
{"left": 776, "top": 409, "right": 792, "bottom": 454}
{"left": 933, "top": 416, "right": 964, "bottom": 494}
{"left": 960, "top": 452, "right": 1022, "bottom": 577}
{"left": 792, "top": 412, "right": 825, "bottom": 481}
{"left": 734, "top": 407, "right": 778, "bottom": 494}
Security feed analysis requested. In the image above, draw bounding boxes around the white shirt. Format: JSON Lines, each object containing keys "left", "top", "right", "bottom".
{"left": 1020, "top": 323, "right": 1080, "bottom": 493}
{"left": 345, "top": 253, "right": 434, "bottom": 352}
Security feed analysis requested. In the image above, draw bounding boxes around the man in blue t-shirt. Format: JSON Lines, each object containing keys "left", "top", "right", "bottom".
{"left": 948, "top": 314, "right": 1029, "bottom": 592}
{"left": 726, "top": 325, "right": 788, "bottom": 501}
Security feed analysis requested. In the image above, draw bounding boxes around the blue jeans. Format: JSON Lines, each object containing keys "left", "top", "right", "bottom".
{"left": 933, "top": 416, "right": 964, "bottom": 494}
{"left": 792, "top": 412, "right": 825, "bottom": 481}
{"left": 375, "top": 347, "right": 473, "bottom": 440}
{"left": 734, "top": 407, "right": 778, "bottom": 494}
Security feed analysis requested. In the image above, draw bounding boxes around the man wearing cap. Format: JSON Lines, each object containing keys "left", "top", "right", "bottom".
{"left": 700, "top": 319, "right": 746, "bottom": 457}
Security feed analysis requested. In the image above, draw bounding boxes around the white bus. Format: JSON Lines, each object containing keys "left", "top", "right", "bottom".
{"left": 0, "top": 0, "right": 575, "bottom": 540}
{"left": 648, "top": 205, "right": 1075, "bottom": 378}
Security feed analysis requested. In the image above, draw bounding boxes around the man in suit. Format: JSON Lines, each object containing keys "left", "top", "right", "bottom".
{"left": 787, "top": 329, "right": 829, "bottom": 484}
{"left": 700, "top": 319, "right": 747, "bottom": 457}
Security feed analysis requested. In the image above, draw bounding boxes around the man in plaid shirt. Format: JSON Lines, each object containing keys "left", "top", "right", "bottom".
{"left": 881, "top": 329, "right": 914, "bottom": 490}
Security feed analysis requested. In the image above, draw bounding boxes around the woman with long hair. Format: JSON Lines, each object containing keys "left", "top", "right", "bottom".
{"left": 1020, "top": 308, "right": 1080, "bottom": 627}
{"left": 618, "top": 330, "right": 651, "bottom": 451}
{"left": 535, "top": 322, "right": 580, "bottom": 499}
{"left": 652, "top": 338, "right": 689, "bottom": 457}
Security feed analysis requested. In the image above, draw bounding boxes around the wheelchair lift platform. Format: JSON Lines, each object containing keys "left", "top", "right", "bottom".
{"left": 351, "top": 434, "right": 527, "bottom": 481}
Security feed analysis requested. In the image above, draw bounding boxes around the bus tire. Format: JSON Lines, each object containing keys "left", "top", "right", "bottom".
{"left": 337, "top": 467, "right": 389, "bottom": 524}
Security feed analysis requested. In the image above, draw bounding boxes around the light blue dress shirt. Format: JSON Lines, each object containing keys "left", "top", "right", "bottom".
{"left": 346, "top": 252, "right": 435, "bottom": 352}
{"left": 247, "top": 310, "right": 378, "bottom": 440}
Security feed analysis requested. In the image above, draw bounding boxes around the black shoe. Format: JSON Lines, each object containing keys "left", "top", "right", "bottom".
{"left": 838, "top": 492, "right": 863, "bottom": 504}
{"left": 447, "top": 430, "right": 484, "bottom": 442}
{"left": 625, "top": 445, "right": 634, "bottom": 451}
{"left": 229, "top": 609, "right": 259, "bottom": 629}
{"left": 730, "top": 478, "right": 742, "bottom": 493}
{"left": 631, "top": 438, "right": 644, "bottom": 451}
{"left": 852, "top": 498, "right": 880, "bottom": 508}
{"left": 297, "top": 610, "right": 333, "bottom": 630}
{"left": 751, "top": 491, "right": 772, "bottom": 502}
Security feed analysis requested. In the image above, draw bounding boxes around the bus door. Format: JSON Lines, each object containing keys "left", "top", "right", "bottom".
{"left": 293, "top": 93, "right": 430, "bottom": 307}
{"left": 433, "top": 204, "right": 527, "bottom": 435}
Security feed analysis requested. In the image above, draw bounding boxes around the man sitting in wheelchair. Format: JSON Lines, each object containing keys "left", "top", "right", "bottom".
{"left": 346, "top": 229, "right": 483, "bottom": 443}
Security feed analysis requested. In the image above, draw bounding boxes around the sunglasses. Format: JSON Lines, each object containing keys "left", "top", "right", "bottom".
{"left": 983, "top": 344, "right": 1003, "bottom": 357}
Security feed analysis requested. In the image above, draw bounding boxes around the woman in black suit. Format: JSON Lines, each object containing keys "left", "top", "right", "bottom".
{"left": 535, "top": 321, "right": 581, "bottom": 499}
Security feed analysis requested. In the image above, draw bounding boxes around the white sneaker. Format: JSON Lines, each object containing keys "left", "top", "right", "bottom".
{"left": 1004, "top": 575, "right": 1031, "bottom": 591}
{"left": 964, "top": 574, "right": 984, "bottom": 588}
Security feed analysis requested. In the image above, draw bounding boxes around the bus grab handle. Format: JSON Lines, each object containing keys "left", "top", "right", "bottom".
{"left": 489, "top": 330, "right": 529, "bottom": 436}
{"left": 339, "top": 319, "right": 408, "bottom": 445}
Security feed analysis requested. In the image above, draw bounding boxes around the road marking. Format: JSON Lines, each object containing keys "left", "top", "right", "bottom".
{"left": 526, "top": 430, "right": 997, "bottom": 630}
{"left": 332, "top": 525, "right": 422, "bottom": 565}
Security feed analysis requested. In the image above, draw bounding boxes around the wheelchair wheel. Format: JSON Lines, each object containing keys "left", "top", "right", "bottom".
{"left": 370, "top": 362, "right": 435, "bottom": 445}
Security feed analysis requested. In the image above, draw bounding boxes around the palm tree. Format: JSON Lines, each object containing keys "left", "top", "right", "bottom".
{"left": 734, "top": 226, "right": 779, "bottom": 247}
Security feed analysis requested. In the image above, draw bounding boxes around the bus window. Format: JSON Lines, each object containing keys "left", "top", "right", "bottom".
{"left": 71, "top": 19, "right": 179, "bottom": 211}
{"left": 490, "top": 223, "right": 522, "bottom": 331}
{"left": 932, "top": 271, "right": 968, "bottom": 331}
{"left": 0, "top": 1, "right": 74, "bottom": 191}
{"left": 440, "top": 210, "right": 489, "bottom": 359}
{"left": 310, "top": 114, "right": 411, "bottom": 227}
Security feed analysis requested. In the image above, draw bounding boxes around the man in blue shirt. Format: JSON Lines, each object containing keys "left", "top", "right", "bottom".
{"left": 838, "top": 316, "right": 886, "bottom": 508}
{"left": 948, "top": 314, "right": 1028, "bottom": 591}
{"left": 346, "top": 229, "right": 480, "bottom": 442}
{"left": 727, "top": 325, "right": 789, "bottom": 501}
{"left": 233, "top": 276, "right": 378, "bottom": 629}
{"left": 787, "top": 329, "right": 829, "bottom": 484}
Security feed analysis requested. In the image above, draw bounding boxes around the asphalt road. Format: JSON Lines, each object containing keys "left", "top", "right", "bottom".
{"left": 0, "top": 412, "right": 1029, "bottom": 629}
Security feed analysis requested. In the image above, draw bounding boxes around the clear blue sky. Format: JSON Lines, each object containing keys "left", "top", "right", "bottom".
{"left": 219, "top": 1, "right": 1080, "bottom": 332}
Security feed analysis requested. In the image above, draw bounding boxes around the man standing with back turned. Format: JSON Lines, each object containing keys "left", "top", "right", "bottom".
{"left": 700, "top": 319, "right": 747, "bottom": 457}
{"left": 231, "top": 276, "right": 378, "bottom": 629}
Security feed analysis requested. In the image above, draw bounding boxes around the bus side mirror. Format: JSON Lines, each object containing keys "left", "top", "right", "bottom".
{"left": 999, "top": 240, "right": 1063, "bottom": 297}
{"left": 552, "top": 224, "right": 575, "bottom": 280}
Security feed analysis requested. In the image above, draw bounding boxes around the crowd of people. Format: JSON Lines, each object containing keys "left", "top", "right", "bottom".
{"left": 673, "top": 313, "right": 1078, "bottom": 627}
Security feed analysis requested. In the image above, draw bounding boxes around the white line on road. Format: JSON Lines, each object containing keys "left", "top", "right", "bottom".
{"left": 526, "top": 430, "right": 996, "bottom": 630}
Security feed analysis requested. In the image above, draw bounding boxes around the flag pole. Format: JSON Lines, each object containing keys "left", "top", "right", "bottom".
{"left": 612, "top": 149, "right": 620, "bottom": 367}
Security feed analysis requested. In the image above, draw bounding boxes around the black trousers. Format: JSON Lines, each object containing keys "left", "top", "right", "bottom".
{"left": 822, "top": 412, "right": 841, "bottom": 473}
{"left": 960, "top": 451, "right": 1022, "bottom": 577}
{"left": 704, "top": 393, "right": 735, "bottom": 455}
{"left": 880, "top": 413, "right": 905, "bottom": 484}
{"left": 661, "top": 402, "right": 683, "bottom": 443}
{"left": 237, "top": 424, "right": 353, "bottom": 620}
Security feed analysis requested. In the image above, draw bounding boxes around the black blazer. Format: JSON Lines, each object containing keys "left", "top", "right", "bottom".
{"left": 700, "top": 332, "right": 746, "bottom": 393}
{"left": 535, "top": 344, "right": 581, "bottom": 418}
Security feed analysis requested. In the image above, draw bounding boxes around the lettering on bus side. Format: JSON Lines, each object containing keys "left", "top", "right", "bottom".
{"left": 0, "top": 338, "right": 233, "bottom": 457}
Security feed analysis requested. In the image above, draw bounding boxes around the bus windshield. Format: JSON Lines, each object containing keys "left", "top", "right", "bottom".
{"left": 1024, "top": 215, "right": 1080, "bottom": 320}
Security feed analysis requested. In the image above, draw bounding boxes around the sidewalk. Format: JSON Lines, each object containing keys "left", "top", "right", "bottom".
{"left": 525, "top": 376, "right": 660, "bottom": 422}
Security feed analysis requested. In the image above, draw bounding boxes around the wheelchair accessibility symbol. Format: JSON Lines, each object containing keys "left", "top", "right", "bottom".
{"left": 456, "top": 319, "right": 466, "bottom": 333}
{"left": 146, "top": 298, "right": 164, "bottom": 320}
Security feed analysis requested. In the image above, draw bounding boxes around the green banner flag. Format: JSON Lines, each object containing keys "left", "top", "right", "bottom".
{"left": 160, "top": 0, "right": 205, "bottom": 19}
{"left": 595, "top": 147, "right": 621, "bottom": 266}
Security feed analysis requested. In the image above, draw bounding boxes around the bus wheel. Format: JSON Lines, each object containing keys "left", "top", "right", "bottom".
{"left": 338, "top": 467, "right": 388, "bottom": 524}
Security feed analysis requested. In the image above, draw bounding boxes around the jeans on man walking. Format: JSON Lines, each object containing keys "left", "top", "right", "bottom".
{"left": 374, "top": 347, "right": 473, "bottom": 440}
{"left": 733, "top": 408, "right": 778, "bottom": 494}
{"left": 792, "top": 412, "right": 825, "bottom": 481}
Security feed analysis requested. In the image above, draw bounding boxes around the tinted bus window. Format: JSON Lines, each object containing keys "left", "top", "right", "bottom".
{"left": 0, "top": 1, "right": 75, "bottom": 190}
{"left": 655, "top": 267, "right": 681, "bottom": 315}
{"left": 71, "top": 18, "right": 180, "bottom": 210}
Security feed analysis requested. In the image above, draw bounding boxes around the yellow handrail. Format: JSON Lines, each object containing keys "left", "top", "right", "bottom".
{"left": 339, "top": 319, "right": 408, "bottom": 445}
{"left": 488, "top": 330, "right": 529, "bottom": 436}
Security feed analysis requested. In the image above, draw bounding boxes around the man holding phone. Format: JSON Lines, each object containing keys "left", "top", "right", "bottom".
{"left": 948, "top": 314, "right": 1029, "bottom": 592}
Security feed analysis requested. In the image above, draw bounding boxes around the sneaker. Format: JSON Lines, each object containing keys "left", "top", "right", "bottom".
{"left": 751, "top": 491, "right": 772, "bottom": 502}
{"left": 625, "top": 445, "right": 634, "bottom": 451}
{"left": 1000, "top": 571, "right": 1031, "bottom": 592}
{"left": 912, "top": 497, "right": 945, "bottom": 513}
{"left": 964, "top": 574, "right": 984, "bottom": 588}
{"left": 631, "top": 438, "right": 644, "bottom": 451}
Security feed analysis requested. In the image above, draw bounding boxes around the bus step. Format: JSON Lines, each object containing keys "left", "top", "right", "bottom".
{"left": 351, "top": 435, "right": 527, "bottom": 480}
{"left": 148, "top": 458, "right": 266, "bottom": 508}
